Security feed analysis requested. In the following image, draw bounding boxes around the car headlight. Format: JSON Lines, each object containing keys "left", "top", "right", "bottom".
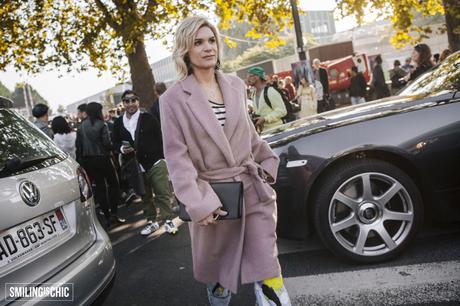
{"left": 77, "top": 166, "right": 93, "bottom": 207}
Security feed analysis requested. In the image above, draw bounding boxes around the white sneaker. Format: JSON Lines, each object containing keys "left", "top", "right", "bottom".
{"left": 140, "top": 221, "right": 160, "bottom": 236}
{"left": 254, "top": 280, "right": 291, "bottom": 306}
{"left": 164, "top": 219, "right": 178, "bottom": 235}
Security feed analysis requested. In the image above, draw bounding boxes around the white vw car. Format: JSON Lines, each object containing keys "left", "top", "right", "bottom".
{"left": 0, "top": 98, "right": 115, "bottom": 305}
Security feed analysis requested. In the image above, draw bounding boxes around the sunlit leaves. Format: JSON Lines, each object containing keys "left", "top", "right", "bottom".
{"left": 1, "top": 0, "right": 296, "bottom": 77}
{"left": 336, "top": 0, "right": 447, "bottom": 48}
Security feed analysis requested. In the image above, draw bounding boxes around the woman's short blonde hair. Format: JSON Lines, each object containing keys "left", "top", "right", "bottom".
{"left": 172, "top": 16, "right": 221, "bottom": 80}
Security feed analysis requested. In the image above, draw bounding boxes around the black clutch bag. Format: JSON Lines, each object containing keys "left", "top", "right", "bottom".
{"left": 178, "top": 182, "right": 243, "bottom": 222}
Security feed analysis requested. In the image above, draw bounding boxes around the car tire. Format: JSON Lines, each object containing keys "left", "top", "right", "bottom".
{"left": 313, "top": 158, "right": 423, "bottom": 263}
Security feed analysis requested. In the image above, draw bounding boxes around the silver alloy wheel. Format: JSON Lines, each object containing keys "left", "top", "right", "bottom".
{"left": 328, "top": 172, "right": 414, "bottom": 257}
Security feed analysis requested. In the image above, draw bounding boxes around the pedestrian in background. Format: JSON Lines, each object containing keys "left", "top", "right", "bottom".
{"left": 76, "top": 102, "right": 125, "bottom": 227}
{"left": 312, "top": 58, "right": 332, "bottom": 110}
{"left": 314, "top": 79, "right": 325, "bottom": 113}
{"left": 312, "top": 59, "right": 329, "bottom": 97}
{"left": 440, "top": 48, "right": 452, "bottom": 62}
{"left": 404, "top": 44, "right": 434, "bottom": 83}
{"left": 149, "top": 82, "right": 167, "bottom": 125}
{"left": 270, "top": 74, "right": 279, "bottom": 88}
{"left": 284, "top": 76, "right": 296, "bottom": 101}
{"left": 295, "top": 77, "right": 317, "bottom": 118}
{"left": 32, "top": 103, "right": 53, "bottom": 139}
{"left": 77, "top": 103, "right": 88, "bottom": 123}
{"left": 51, "top": 116, "right": 76, "bottom": 159}
{"left": 161, "top": 16, "right": 291, "bottom": 306}
{"left": 389, "top": 60, "right": 407, "bottom": 94}
{"left": 113, "top": 90, "right": 177, "bottom": 236}
{"left": 349, "top": 66, "right": 367, "bottom": 105}
{"left": 432, "top": 53, "right": 440, "bottom": 65}
{"left": 371, "top": 55, "right": 390, "bottom": 99}
{"left": 247, "top": 66, "right": 287, "bottom": 132}
{"left": 402, "top": 57, "right": 414, "bottom": 74}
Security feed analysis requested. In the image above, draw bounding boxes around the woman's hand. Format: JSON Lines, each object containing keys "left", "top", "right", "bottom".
{"left": 198, "top": 208, "right": 228, "bottom": 226}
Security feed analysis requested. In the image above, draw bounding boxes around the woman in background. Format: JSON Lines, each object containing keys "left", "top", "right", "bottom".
{"left": 76, "top": 102, "right": 124, "bottom": 227}
{"left": 296, "top": 77, "right": 317, "bottom": 118}
{"left": 405, "top": 44, "right": 434, "bottom": 83}
{"left": 51, "top": 116, "right": 76, "bottom": 159}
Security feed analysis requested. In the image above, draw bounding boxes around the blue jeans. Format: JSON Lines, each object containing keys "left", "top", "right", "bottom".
{"left": 351, "top": 96, "right": 366, "bottom": 105}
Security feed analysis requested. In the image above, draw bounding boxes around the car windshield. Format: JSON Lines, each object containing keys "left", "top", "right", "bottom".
{"left": 0, "top": 109, "right": 66, "bottom": 177}
{"left": 399, "top": 52, "right": 460, "bottom": 97}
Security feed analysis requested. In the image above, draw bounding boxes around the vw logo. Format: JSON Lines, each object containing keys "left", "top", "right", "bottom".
{"left": 19, "top": 181, "right": 40, "bottom": 207}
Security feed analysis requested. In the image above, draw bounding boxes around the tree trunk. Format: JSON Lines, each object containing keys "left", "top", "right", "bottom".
{"left": 443, "top": 0, "right": 460, "bottom": 52}
{"left": 126, "top": 39, "right": 157, "bottom": 109}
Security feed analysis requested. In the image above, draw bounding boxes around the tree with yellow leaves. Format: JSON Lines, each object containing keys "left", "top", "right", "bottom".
{"left": 0, "top": 0, "right": 292, "bottom": 107}
{"left": 336, "top": 0, "right": 460, "bottom": 52}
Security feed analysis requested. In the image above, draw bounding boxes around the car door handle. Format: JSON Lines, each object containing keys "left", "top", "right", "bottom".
{"left": 286, "top": 160, "right": 308, "bottom": 168}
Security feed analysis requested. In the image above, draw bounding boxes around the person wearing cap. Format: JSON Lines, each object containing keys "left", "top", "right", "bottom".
{"left": 247, "top": 66, "right": 287, "bottom": 132}
{"left": 32, "top": 103, "right": 53, "bottom": 139}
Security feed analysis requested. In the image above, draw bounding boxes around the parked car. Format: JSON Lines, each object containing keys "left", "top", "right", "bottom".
{"left": 266, "top": 51, "right": 460, "bottom": 263}
{"left": 0, "top": 101, "right": 115, "bottom": 305}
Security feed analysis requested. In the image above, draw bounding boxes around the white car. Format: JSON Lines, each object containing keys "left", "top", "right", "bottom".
{"left": 0, "top": 99, "right": 115, "bottom": 305}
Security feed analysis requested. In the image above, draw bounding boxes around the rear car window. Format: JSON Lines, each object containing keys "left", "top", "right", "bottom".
{"left": 0, "top": 109, "right": 66, "bottom": 178}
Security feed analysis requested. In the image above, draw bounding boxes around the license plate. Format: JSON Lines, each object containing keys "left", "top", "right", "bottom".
{"left": 0, "top": 209, "right": 69, "bottom": 268}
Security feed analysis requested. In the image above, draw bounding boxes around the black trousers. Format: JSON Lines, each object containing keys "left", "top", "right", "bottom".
{"left": 84, "top": 156, "right": 121, "bottom": 218}
{"left": 317, "top": 99, "right": 329, "bottom": 113}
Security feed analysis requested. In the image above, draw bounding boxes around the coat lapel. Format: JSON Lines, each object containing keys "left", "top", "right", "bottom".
{"left": 216, "top": 71, "right": 243, "bottom": 142}
{"left": 180, "top": 74, "right": 235, "bottom": 165}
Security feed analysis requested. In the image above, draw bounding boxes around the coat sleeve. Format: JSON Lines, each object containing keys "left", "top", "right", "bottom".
{"left": 160, "top": 96, "right": 222, "bottom": 222}
{"left": 101, "top": 123, "right": 112, "bottom": 151}
{"left": 244, "top": 86, "right": 280, "bottom": 183}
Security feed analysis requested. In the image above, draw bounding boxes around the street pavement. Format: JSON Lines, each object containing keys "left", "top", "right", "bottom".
{"left": 95, "top": 202, "right": 460, "bottom": 306}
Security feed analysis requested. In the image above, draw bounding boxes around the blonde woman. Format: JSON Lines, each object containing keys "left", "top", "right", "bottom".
{"left": 159, "top": 16, "right": 291, "bottom": 306}
{"left": 296, "top": 77, "right": 317, "bottom": 118}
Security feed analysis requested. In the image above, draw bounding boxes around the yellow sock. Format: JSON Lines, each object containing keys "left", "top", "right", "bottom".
{"left": 263, "top": 275, "right": 284, "bottom": 291}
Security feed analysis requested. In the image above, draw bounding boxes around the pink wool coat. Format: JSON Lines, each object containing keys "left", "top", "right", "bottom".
{"left": 159, "top": 71, "right": 281, "bottom": 293}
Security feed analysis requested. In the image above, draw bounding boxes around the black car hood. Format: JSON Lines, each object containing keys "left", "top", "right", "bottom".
{"left": 264, "top": 91, "right": 458, "bottom": 148}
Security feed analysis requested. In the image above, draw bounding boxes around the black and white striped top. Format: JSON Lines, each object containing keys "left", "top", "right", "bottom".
{"left": 209, "top": 100, "right": 226, "bottom": 127}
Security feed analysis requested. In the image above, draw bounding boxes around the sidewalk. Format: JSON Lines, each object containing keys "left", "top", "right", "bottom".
{"left": 96, "top": 202, "right": 256, "bottom": 306}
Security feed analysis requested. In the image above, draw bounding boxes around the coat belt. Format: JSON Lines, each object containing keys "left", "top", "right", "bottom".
{"left": 198, "top": 160, "right": 274, "bottom": 203}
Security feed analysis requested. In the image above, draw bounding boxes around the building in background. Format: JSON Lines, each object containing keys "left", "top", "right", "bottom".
{"left": 151, "top": 56, "right": 178, "bottom": 85}
{"left": 66, "top": 82, "right": 131, "bottom": 115}
{"left": 300, "top": 10, "right": 336, "bottom": 40}
{"left": 67, "top": 56, "right": 178, "bottom": 115}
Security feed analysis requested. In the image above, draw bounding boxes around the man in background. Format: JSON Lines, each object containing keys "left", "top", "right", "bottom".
{"left": 349, "top": 66, "right": 368, "bottom": 105}
{"left": 77, "top": 103, "right": 88, "bottom": 122}
{"left": 312, "top": 58, "right": 332, "bottom": 112}
{"left": 247, "top": 67, "right": 287, "bottom": 132}
{"left": 113, "top": 90, "right": 178, "bottom": 236}
{"left": 32, "top": 103, "right": 53, "bottom": 139}
{"left": 149, "top": 82, "right": 167, "bottom": 125}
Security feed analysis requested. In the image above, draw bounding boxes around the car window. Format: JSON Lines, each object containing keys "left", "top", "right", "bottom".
{"left": 399, "top": 52, "right": 460, "bottom": 96}
{"left": 0, "top": 109, "right": 66, "bottom": 177}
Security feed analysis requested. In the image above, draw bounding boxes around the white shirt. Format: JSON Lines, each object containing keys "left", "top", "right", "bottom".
{"left": 121, "top": 109, "right": 145, "bottom": 171}
{"left": 314, "top": 80, "right": 324, "bottom": 101}
{"left": 122, "top": 109, "right": 140, "bottom": 141}
{"left": 54, "top": 132, "right": 76, "bottom": 159}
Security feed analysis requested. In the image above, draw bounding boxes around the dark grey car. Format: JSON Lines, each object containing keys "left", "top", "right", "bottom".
{"left": 0, "top": 106, "right": 115, "bottom": 305}
{"left": 266, "top": 51, "right": 460, "bottom": 263}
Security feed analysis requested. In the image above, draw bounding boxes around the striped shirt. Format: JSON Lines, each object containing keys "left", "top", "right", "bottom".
{"left": 209, "top": 100, "right": 226, "bottom": 127}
